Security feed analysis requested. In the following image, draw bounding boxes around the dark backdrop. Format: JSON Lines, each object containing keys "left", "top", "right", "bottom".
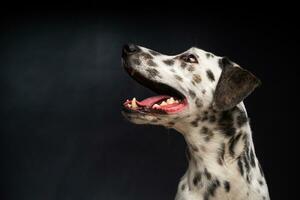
{"left": 1, "top": 7, "right": 298, "bottom": 200}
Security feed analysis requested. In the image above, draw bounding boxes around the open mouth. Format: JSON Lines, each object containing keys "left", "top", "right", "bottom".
{"left": 122, "top": 64, "right": 188, "bottom": 115}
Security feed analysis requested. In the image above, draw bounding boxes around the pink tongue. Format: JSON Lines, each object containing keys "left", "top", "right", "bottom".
{"left": 136, "top": 95, "right": 171, "bottom": 107}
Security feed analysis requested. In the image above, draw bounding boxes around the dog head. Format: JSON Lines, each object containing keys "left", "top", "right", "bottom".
{"left": 121, "top": 44, "right": 260, "bottom": 127}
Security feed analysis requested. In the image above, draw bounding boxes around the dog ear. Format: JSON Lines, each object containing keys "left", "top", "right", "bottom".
{"left": 213, "top": 57, "right": 261, "bottom": 111}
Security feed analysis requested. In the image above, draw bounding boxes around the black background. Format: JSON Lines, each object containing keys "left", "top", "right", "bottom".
{"left": 1, "top": 5, "right": 298, "bottom": 200}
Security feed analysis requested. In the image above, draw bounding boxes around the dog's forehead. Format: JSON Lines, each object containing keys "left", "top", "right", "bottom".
{"left": 189, "top": 47, "right": 216, "bottom": 57}
{"left": 178, "top": 47, "right": 220, "bottom": 62}
{"left": 170, "top": 47, "right": 210, "bottom": 57}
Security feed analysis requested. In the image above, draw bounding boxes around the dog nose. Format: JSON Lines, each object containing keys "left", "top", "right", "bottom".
{"left": 122, "top": 44, "right": 140, "bottom": 56}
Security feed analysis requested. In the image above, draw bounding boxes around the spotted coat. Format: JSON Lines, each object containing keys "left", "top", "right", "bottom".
{"left": 122, "top": 45, "right": 270, "bottom": 200}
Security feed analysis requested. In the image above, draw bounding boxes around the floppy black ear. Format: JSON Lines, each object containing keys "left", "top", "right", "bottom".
{"left": 213, "top": 57, "right": 261, "bottom": 111}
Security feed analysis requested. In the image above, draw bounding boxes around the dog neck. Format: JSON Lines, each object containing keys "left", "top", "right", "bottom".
{"left": 172, "top": 103, "right": 269, "bottom": 199}
{"left": 175, "top": 104, "right": 251, "bottom": 175}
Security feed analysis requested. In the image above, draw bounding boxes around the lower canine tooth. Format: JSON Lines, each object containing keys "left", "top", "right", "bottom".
{"left": 131, "top": 98, "right": 137, "bottom": 108}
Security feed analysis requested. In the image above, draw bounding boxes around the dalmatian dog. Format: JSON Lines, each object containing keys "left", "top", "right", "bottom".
{"left": 121, "top": 44, "right": 270, "bottom": 200}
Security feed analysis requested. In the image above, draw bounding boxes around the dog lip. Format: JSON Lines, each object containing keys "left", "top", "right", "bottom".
{"left": 122, "top": 104, "right": 168, "bottom": 115}
{"left": 123, "top": 62, "right": 186, "bottom": 100}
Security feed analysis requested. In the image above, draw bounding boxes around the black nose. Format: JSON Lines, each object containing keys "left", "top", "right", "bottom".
{"left": 122, "top": 44, "right": 140, "bottom": 56}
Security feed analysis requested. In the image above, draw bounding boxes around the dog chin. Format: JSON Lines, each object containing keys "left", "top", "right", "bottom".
{"left": 122, "top": 111, "right": 156, "bottom": 125}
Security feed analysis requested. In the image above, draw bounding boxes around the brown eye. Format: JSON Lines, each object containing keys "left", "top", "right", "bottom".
{"left": 181, "top": 54, "right": 198, "bottom": 63}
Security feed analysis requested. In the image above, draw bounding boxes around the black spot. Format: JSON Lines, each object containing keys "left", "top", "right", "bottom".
{"left": 187, "top": 65, "right": 195, "bottom": 72}
{"left": 149, "top": 50, "right": 160, "bottom": 56}
{"left": 146, "top": 68, "right": 160, "bottom": 78}
{"left": 170, "top": 68, "right": 175, "bottom": 73}
{"left": 201, "top": 116, "right": 208, "bottom": 122}
{"left": 246, "top": 176, "right": 252, "bottom": 184}
{"left": 218, "top": 143, "right": 225, "bottom": 165}
{"left": 237, "top": 157, "right": 244, "bottom": 176}
{"left": 204, "top": 179, "right": 220, "bottom": 200}
{"left": 191, "top": 120, "right": 198, "bottom": 127}
{"left": 188, "top": 89, "right": 196, "bottom": 99}
{"left": 204, "top": 168, "right": 212, "bottom": 180}
{"left": 201, "top": 126, "right": 214, "bottom": 142}
{"left": 236, "top": 110, "right": 248, "bottom": 127}
{"left": 243, "top": 134, "right": 250, "bottom": 152}
{"left": 193, "top": 172, "right": 202, "bottom": 186}
{"left": 258, "top": 162, "right": 265, "bottom": 177}
{"left": 246, "top": 175, "right": 251, "bottom": 183}
{"left": 193, "top": 74, "right": 202, "bottom": 83}
{"left": 181, "top": 183, "right": 186, "bottom": 190}
{"left": 223, "top": 181, "right": 230, "bottom": 192}
{"left": 206, "top": 70, "right": 215, "bottom": 81}
{"left": 228, "top": 132, "right": 242, "bottom": 157}
{"left": 168, "top": 121, "right": 175, "bottom": 126}
{"left": 203, "top": 194, "right": 209, "bottom": 200}
{"left": 218, "top": 110, "right": 236, "bottom": 137}
{"left": 202, "top": 89, "right": 206, "bottom": 94}
{"left": 185, "top": 147, "right": 191, "bottom": 161}
{"left": 191, "top": 115, "right": 201, "bottom": 127}
{"left": 132, "top": 58, "right": 141, "bottom": 65}
{"left": 190, "top": 145, "right": 199, "bottom": 152}
{"left": 250, "top": 148, "right": 256, "bottom": 167}
{"left": 181, "top": 62, "right": 187, "bottom": 69}
{"left": 206, "top": 53, "right": 214, "bottom": 58}
{"left": 202, "top": 111, "right": 209, "bottom": 122}
{"left": 140, "top": 52, "right": 153, "bottom": 59}
{"left": 174, "top": 75, "right": 183, "bottom": 81}
{"left": 201, "top": 126, "right": 209, "bottom": 134}
{"left": 242, "top": 143, "right": 251, "bottom": 176}
{"left": 147, "top": 59, "right": 157, "bottom": 67}
{"left": 258, "top": 180, "right": 264, "bottom": 185}
{"left": 163, "top": 59, "right": 175, "bottom": 66}
{"left": 242, "top": 153, "right": 250, "bottom": 177}
{"left": 195, "top": 98, "right": 203, "bottom": 108}
{"left": 209, "top": 115, "right": 216, "bottom": 123}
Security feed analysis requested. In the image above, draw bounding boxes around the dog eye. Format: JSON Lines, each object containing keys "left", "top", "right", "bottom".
{"left": 181, "top": 54, "right": 198, "bottom": 63}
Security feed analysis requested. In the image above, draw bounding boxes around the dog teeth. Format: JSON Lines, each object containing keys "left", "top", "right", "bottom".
{"left": 131, "top": 97, "right": 138, "bottom": 109}
{"left": 128, "top": 97, "right": 180, "bottom": 110}
{"left": 152, "top": 104, "right": 160, "bottom": 109}
{"left": 166, "top": 97, "right": 175, "bottom": 104}
{"left": 160, "top": 101, "right": 167, "bottom": 106}
{"left": 162, "top": 98, "right": 180, "bottom": 106}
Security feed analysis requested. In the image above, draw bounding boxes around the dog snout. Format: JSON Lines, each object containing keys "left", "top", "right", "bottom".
{"left": 122, "top": 44, "right": 140, "bottom": 57}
